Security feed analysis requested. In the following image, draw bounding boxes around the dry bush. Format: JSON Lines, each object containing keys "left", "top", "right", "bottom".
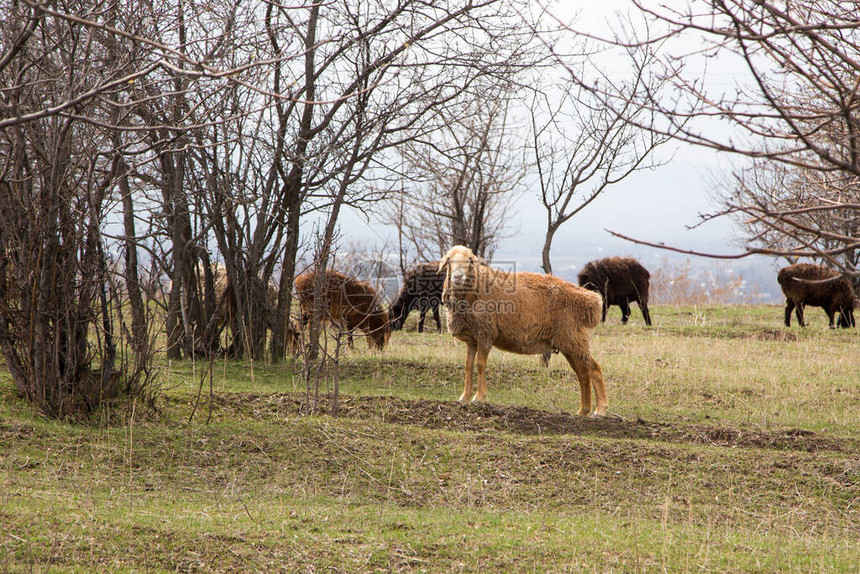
{"left": 650, "top": 258, "right": 762, "bottom": 305}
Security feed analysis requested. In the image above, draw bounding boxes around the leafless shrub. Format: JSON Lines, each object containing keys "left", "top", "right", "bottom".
{"left": 649, "top": 259, "right": 761, "bottom": 306}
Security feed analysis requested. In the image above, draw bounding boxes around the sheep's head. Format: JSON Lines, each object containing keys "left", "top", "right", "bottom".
{"left": 439, "top": 245, "right": 478, "bottom": 290}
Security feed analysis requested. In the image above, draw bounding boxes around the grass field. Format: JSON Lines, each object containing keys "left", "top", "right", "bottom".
{"left": 2, "top": 304, "right": 859, "bottom": 572}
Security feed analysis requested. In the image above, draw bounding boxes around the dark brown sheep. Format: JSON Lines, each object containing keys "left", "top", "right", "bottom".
{"left": 294, "top": 269, "right": 390, "bottom": 349}
{"left": 777, "top": 263, "right": 856, "bottom": 328}
{"left": 577, "top": 257, "right": 652, "bottom": 325}
{"left": 389, "top": 262, "right": 444, "bottom": 333}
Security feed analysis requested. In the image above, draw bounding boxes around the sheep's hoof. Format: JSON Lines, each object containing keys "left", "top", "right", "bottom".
{"left": 588, "top": 411, "right": 606, "bottom": 419}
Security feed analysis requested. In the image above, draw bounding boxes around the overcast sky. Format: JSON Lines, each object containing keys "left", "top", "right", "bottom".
{"left": 341, "top": 131, "right": 742, "bottom": 267}
{"left": 345, "top": 7, "right": 741, "bottom": 249}
{"left": 333, "top": 0, "right": 784, "bottom": 298}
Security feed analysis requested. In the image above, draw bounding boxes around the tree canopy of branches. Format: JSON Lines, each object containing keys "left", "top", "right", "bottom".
{"left": 0, "top": 0, "right": 541, "bottom": 415}
{"left": 382, "top": 91, "right": 527, "bottom": 263}
{"left": 528, "top": 60, "right": 673, "bottom": 274}
{"left": 566, "top": 0, "right": 860, "bottom": 278}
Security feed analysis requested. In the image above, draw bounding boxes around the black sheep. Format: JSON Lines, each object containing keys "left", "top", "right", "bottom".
{"left": 777, "top": 263, "right": 856, "bottom": 328}
{"left": 389, "top": 262, "right": 444, "bottom": 333}
{"left": 577, "top": 256, "right": 652, "bottom": 325}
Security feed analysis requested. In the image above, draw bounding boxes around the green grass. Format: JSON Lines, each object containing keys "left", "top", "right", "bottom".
{"left": 2, "top": 305, "right": 859, "bottom": 572}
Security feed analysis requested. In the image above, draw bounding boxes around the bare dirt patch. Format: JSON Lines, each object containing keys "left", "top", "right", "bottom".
{"left": 754, "top": 328, "right": 798, "bottom": 341}
{"left": 208, "top": 392, "right": 857, "bottom": 454}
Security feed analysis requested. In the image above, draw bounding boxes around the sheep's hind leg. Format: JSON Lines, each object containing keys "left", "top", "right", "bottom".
{"left": 795, "top": 304, "right": 806, "bottom": 327}
{"left": 459, "top": 344, "right": 477, "bottom": 403}
{"left": 417, "top": 308, "right": 426, "bottom": 333}
{"left": 587, "top": 358, "right": 608, "bottom": 417}
{"left": 565, "top": 352, "right": 608, "bottom": 417}
{"left": 620, "top": 301, "right": 631, "bottom": 324}
{"left": 472, "top": 345, "right": 491, "bottom": 403}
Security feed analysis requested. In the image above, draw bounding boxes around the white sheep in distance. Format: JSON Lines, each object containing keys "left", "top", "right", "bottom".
{"left": 438, "top": 245, "right": 609, "bottom": 416}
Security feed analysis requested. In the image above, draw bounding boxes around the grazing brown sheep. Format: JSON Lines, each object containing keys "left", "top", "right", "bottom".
{"left": 189, "top": 263, "right": 298, "bottom": 353}
{"left": 577, "top": 256, "right": 652, "bottom": 325}
{"left": 389, "top": 262, "right": 444, "bottom": 333}
{"left": 777, "top": 263, "right": 856, "bottom": 328}
{"left": 192, "top": 263, "right": 280, "bottom": 330}
{"left": 192, "top": 262, "right": 229, "bottom": 328}
{"left": 294, "top": 269, "right": 390, "bottom": 349}
{"left": 439, "top": 245, "right": 608, "bottom": 416}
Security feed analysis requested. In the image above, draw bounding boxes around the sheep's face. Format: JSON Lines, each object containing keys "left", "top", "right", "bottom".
{"left": 439, "top": 246, "right": 478, "bottom": 289}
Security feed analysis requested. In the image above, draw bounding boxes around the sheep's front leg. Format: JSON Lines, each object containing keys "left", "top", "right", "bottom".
{"left": 459, "top": 343, "right": 477, "bottom": 402}
{"left": 473, "top": 345, "right": 491, "bottom": 403}
{"left": 417, "top": 307, "right": 426, "bottom": 333}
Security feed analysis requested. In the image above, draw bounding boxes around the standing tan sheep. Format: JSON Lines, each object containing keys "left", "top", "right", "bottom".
{"left": 439, "top": 245, "right": 608, "bottom": 416}
{"left": 777, "top": 263, "right": 856, "bottom": 328}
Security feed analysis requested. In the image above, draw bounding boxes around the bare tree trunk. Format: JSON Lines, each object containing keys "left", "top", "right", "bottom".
{"left": 272, "top": 196, "right": 301, "bottom": 361}
{"left": 115, "top": 152, "right": 148, "bottom": 359}
{"left": 164, "top": 154, "right": 194, "bottom": 359}
{"left": 541, "top": 224, "right": 558, "bottom": 275}
{"left": 306, "top": 182, "right": 350, "bottom": 362}
{"left": 277, "top": 1, "right": 320, "bottom": 360}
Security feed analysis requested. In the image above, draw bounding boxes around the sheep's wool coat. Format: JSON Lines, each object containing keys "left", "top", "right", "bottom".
{"left": 444, "top": 264, "right": 602, "bottom": 356}
{"left": 777, "top": 263, "right": 856, "bottom": 327}
{"left": 294, "top": 269, "right": 390, "bottom": 348}
{"left": 777, "top": 264, "right": 855, "bottom": 309}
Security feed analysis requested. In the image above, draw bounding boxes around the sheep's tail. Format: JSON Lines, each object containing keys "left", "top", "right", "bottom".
{"left": 586, "top": 294, "right": 603, "bottom": 328}
{"left": 577, "top": 289, "right": 603, "bottom": 330}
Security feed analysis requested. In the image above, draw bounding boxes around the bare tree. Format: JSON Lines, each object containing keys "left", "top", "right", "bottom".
{"left": 382, "top": 91, "right": 527, "bottom": 262}
{"left": 529, "top": 66, "right": 674, "bottom": 274}
{"left": 719, "top": 160, "right": 860, "bottom": 287}
{"left": 562, "top": 1, "right": 860, "bottom": 275}
{"left": 0, "top": 1, "right": 161, "bottom": 416}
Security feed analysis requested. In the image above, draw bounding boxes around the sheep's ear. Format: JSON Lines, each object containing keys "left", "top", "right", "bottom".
{"left": 438, "top": 254, "right": 450, "bottom": 273}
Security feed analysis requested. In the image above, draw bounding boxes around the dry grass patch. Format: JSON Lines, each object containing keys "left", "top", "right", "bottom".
{"left": 1, "top": 305, "right": 859, "bottom": 572}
